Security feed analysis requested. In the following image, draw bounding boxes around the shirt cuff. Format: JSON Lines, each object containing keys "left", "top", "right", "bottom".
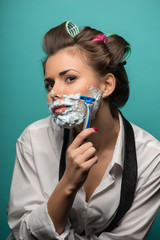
{"left": 28, "top": 202, "right": 71, "bottom": 240}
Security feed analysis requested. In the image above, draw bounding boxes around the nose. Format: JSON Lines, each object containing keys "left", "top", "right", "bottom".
{"left": 49, "top": 89, "right": 61, "bottom": 99}
{"left": 47, "top": 81, "right": 64, "bottom": 102}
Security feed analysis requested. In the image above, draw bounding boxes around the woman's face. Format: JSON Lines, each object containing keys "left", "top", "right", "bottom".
{"left": 44, "top": 48, "right": 103, "bottom": 128}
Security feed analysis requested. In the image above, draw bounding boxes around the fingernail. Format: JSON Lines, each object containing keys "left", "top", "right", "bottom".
{"left": 93, "top": 128, "right": 99, "bottom": 132}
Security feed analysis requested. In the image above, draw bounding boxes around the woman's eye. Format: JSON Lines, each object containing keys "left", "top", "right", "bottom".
{"left": 45, "top": 83, "right": 54, "bottom": 91}
{"left": 65, "top": 76, "right": 77, "bottom": 83}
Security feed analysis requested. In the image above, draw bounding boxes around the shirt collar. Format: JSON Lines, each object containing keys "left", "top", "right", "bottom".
{"left": 108, "top": 112, "right": 125, "bottom": 172}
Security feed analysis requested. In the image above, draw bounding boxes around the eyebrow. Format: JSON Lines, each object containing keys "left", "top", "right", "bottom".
{"left": 44, "top": 69, "right": 79, "bottom": 82}
{"left": 44, "top": 78, "right": 53, "bottom": 82}
{"left": 59, "top": 69, "right": 80, "bottom": 76}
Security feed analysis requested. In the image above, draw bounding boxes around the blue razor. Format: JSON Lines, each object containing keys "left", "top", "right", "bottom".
{"left": 80, "top": 96, "right": 95, "bottom": 130}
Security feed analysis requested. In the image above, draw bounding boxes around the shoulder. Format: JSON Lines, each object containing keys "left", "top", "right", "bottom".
{"left": 17, "top": 116, "right": 63, "bottom": 147}
{"left": 131, "top": 122, "right": 160, "bottom": 152}
{"left": 23, "top": 116, "right": 54, "bottom": 132}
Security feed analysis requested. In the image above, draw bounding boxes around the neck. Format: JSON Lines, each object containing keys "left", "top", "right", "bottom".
{"left": 74, "top": 106, "right": 120, "bottom": 154}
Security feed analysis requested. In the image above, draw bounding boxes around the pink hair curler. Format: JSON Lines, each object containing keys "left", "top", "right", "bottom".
{"left": 92, "top": 33, "right": 107, "bottom": 43}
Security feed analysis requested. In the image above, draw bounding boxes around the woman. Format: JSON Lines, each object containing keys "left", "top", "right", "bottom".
{"left": 8, "top": 21, "right": 160, "bottom": 240}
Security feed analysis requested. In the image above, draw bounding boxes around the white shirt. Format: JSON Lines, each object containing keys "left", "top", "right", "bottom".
{"left": 8, "top": 114, "right": 160, "bottom": 240}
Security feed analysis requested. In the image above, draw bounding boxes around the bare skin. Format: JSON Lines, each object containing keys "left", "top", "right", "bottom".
{"left": 45, "top": 47, "right": 120, "bottom": 234}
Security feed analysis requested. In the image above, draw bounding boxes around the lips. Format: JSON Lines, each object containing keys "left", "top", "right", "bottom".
{"left": 53, "top": 105, "right": 62, "bottom": 111}
{"left": 53, "top": 105, "right": 71, "bottom": 114}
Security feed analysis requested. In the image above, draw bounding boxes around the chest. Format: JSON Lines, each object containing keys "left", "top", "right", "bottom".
{"left": 70, "top": 164, "right": 122, "bottom": 235}
{"left": 83, "top": 151, "right": 113, "bottom": 202}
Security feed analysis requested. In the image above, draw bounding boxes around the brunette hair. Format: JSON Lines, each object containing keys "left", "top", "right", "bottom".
{"left": 42, "top": 21, "right": 130, "bottom": 113}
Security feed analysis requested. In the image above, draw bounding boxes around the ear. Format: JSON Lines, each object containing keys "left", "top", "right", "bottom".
{"left": 101, "top": 73, "right": 116, "bottom": 99}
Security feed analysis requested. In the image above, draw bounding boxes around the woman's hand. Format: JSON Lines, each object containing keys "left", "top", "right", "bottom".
{"left": 47, "top": 128, "right": 98, "bottom": 234}
{"left": 63, "top": 128, "right": 98, "bottom": 191}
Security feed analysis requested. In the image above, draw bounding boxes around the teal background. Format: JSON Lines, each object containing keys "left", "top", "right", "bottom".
{"left": 0, "top": 0, "right": 160, "bottom": 239}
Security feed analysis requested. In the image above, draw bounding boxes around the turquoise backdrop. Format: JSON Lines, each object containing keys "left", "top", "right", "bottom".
{"left": 0, "top": 0, "right": 159, "bottom": 239}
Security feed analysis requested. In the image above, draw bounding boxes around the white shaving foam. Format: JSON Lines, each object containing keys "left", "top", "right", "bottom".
{"left": 48, "top": 87, "right": 102, "bottom": 128}
{"left": 88, "top": 86, "right": 102, "bottom": 119}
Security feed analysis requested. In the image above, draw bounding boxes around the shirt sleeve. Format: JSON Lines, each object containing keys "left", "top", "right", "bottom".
{"left": 8, "top": 132, "right": 71, "bottom": 240}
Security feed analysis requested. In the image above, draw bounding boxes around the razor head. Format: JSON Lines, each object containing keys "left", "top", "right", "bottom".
{"left": 80, "top": 96, "right": 95, "bottom": 105}
{"left": 80, "top": 95, "right": 96, "bottom": 130}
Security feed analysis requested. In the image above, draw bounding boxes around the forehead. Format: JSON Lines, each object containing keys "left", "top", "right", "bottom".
{"left": 45, "top": 47, "right": 91, "bottom": 75}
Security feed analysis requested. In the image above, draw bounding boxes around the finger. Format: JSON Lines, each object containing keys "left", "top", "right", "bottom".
{"left": 78, "top": 141, "right": 93, "bottom": 153}
{"left": 83, "top": 156, "right": 98, "bottom": 170}
{"left": 69, "top": 128, "right": 98, "bottom": 150}
{"left": 81, "top": 147, "right": 96, "bottom": 161}
{"left": 69, "top": 142, "right": 94, "bottom": 160}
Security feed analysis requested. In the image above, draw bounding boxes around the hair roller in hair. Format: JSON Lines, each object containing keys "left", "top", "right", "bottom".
{"left": 106, "top": 33, "right": 116, "bottom": 37}
{"left": 66, "top": 21, "right": 79, "bottom": 37}
{"left": 120, "top": 45, "right": 131, "bottom": 63}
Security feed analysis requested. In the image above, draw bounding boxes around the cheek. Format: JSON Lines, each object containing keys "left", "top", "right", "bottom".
{"left": 47, "top": 93, "right": 52, "bottom": 103}
{"left": 87, "top": 78, "right": 100, "bottom": 89}
{"left": 80, "top": 81, "right": 98, "bottom": 95}
{"left": 86, "top": 84, "right": 101, "bottom": 96}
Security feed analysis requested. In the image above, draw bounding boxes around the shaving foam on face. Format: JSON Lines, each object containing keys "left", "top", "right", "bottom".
{"left": 88, "top": 86, "right": 102, "bottom": 119}
{"left": 47, "top": 87, "right": 102, "bottom": 129}
{"left": 48, "top": 93, "right": 87, "bottom": 128}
